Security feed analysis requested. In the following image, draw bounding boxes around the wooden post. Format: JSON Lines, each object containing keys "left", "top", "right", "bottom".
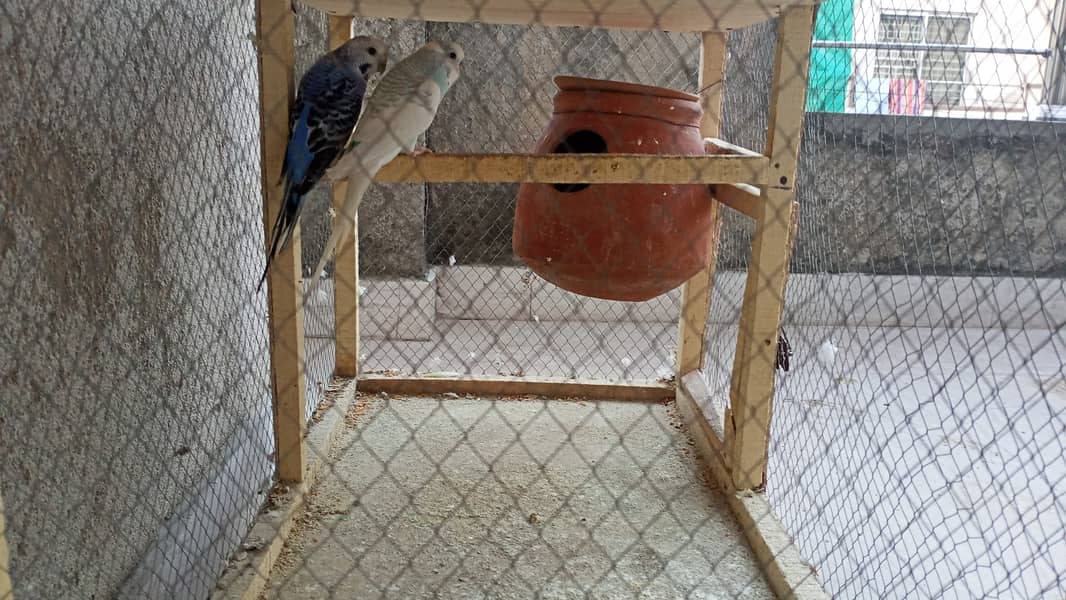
{"left": 327, "top": 16, "right": 361, "bottom": 378}
{"left": 1, "top": 490, "right": 12, "bottom": 600}
{"left": 676, "top": 31, "right": 729, "bottom": 377}
{"left": 726, "top": 5, "right": 816, "bottom": 491}
{"left": 256, "top": 0, "right": 307, "bottom": 483}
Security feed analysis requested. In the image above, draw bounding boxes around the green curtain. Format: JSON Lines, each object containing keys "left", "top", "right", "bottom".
{"left": 807, "top": 0, "right": 854, "bottom": 112}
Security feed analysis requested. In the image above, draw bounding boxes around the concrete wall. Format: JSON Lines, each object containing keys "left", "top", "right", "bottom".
{"left": 784, "top": 114, "right": 1066, "bottom": 276}
{"left": 379, "top": 18, "right": 1066, "bottom": 278}
{"left": 0, "top": 2, "right": 273, "bottom": 598}
{"left": 718, "top": 20, "right": 1066, "bottom": 276}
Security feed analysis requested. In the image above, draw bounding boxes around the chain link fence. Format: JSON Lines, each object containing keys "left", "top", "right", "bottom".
{"left": 1, "top": 0, "right": 1064, "bottom": 599}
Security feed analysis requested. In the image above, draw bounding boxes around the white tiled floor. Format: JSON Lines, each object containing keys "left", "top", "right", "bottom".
{"left": 729, "top": 325, "right": 1066, "bottom": 600}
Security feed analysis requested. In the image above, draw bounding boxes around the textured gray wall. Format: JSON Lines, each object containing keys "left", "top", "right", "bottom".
{"left": 0, "top": 2, "right": 272, "bottom": 598}
{"left": 718, "top": 21, "right": 1066, "bottom": 276}
{"left": 350, "top": 18, "right": 1065, "bottom": 277}
{"left": 783, "top": 115, "right": 1066, "bottom": 276}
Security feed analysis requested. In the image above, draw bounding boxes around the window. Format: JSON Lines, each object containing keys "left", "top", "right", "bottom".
{"left": 875, "top": 13, "right": 972, "bottom": 108}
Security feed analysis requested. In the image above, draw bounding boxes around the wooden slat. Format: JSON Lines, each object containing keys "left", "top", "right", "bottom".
{"left": 358, "top": 374, "right": 675, "bottom": 401}
{"left": 326, "top": 12, "right": 351, "bottom": 46}
{"left": 256, "top": 0, "right": 307, "bottom": 483}
{"left": 713, "top": 183, "right": 762, "bottom": 219}
{"left": 328, "top": 16, "right": 360, "bottom": 378}
{"left": 676, "top": 373, "right": 828, "bottom": 599}
{"left": 212, "top": 383, "right": 360, "bottom": 600}
{"left": 676, "top": 32, "right": 729, "bottom": 377}
{"left": 303, "top": 0, "right": 819, "bottom": 32}
{"left": 0, "top": 489, "right": 11, "bottom": 600}
{"left": 370, "top": 153, "right": 768, "bottom": 185}
{"left": 727, "top": 5, "right": 816, "bottom": 491}
{"left": 705, "top": 137, "right": 764, "bottom": 158}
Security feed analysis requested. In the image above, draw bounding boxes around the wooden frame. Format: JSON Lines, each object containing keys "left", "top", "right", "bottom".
{"left": 329, "top": 15, "right": 361, "bottom": 378}
{"left": 257, "top": 0, "right": 307, "bottom": 484}
{"left": 358, "top": 374, "right": 674, "bottom": 401}
{"left": 374, "top": 152, "right": 768, "bottom": 184}
{"left": 0, "top": 488, "right": 11, "bottom": 600}
{"left": 676, "top": 32, "right": 730, "bottom": 377}
{"left": 726, "top": 5, "right": 816, "bottom": 491}
{"left": 305, "top": 0, "right": 819, "bottom": 32}
{"left": 255, "top": 3, "right": 823, "bottom": 597}
{"left": 676, "top": 374, "right": 828, "bottom": 600}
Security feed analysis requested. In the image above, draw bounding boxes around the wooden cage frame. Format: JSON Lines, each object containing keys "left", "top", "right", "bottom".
{"left": 249, "top": 1, "right": 827, "bottom": 598}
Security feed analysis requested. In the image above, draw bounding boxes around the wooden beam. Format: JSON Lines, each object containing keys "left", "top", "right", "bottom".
{"left": 676, "top": 32, "right": 729, "bottom": 377}
{"left": 370, "top": 152, "right": 767, "bottom": 185}
{"left": 357, "top": 374, "right": 675, "bottom": 401}
{"left": 727, "top": 5, "right": 816, "bottom": 491}
{"left": 676, "top": 373, "right": 828, "bottom": 599}
{"left": 256, "top": 0, "right": 307, "bottom": 483}
{"left": 328, "top": 16, "right": 360, "bottom": 378}
{"left": 705, "top": 137, "right": 763, "bottom": 158}
{"left": 0, "top": 489, "right": 11, "bottom": 600}
{"left": 326, "top": 12, "right": 351, "bottom": 46}
{"left": 301, "top": 0, "right": 820, "bottom": 33}
{"left": 212, "top": 382, "right": 360, "bottom": 600}
{"left": 713, "top": 183, "right": 762, "bottom": 220}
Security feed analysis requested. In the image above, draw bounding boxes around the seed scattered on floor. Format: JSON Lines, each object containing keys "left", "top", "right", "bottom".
{"left": 528, "top": 512, "right": 540, "bottom": 524}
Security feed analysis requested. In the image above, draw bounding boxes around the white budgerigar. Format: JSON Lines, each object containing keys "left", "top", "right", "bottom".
{"left": 310, "top": 40, "right": 465, "bottom": 287}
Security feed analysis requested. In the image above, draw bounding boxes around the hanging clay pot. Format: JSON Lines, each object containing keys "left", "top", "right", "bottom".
{"left": 513, "top": 76, "right": 713, "bottom": 302}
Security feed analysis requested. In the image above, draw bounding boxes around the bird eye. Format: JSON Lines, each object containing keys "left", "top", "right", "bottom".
{"left": 368, "top": 47, "right": 377, "bottom": 56}
{"left": 448, "top": 52, "right": 457, "bottom": 59}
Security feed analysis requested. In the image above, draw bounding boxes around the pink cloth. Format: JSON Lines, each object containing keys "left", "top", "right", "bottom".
{"left": 888, "top": 79, "right": 926, "bottom": 115}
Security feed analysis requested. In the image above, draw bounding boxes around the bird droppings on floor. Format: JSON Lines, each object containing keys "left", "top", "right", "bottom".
{"left": 260, "top": 394, "right": 774, "bottom": 599}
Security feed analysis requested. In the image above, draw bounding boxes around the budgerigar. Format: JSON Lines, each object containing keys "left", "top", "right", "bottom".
{"left": 258, "top": 35, "right": 389, "bottom": 290}
{"left": 309, "top": 40, "right": 465, "bottom": 286}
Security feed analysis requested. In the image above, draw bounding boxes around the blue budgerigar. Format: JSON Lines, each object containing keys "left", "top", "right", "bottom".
{"left": 258, "top": 35, "right": 389, "bottom": 290}
{"left": 310, "top": 40, "right": 465, "bottom": 286}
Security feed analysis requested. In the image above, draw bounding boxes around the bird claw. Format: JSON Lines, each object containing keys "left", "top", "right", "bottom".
{"left": 407, "top": 147, "right": 434, "bottom": 157}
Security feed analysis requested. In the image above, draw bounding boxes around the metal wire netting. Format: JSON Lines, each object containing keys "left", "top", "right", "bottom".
{"left": 702, "top": 2, "right": 1066, "bottom": 599}
{"left": 1, "top": 0, "right": 1064, "bottom": 599}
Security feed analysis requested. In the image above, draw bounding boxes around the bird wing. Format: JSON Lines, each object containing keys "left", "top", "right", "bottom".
{"left": 284, "top": 59, "right": 367, "bottom": 194}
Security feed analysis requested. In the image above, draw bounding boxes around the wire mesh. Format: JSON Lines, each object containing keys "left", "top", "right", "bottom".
{"left": 1, "top": 0, "right": 1064, "bottom": 599}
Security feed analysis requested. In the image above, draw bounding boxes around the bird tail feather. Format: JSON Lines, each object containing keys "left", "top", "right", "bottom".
{"left": 257, "top": 179, "right": 302, "bottom": 291}
{"left": 304, "top": 173, "right": 372, "bottom": 301}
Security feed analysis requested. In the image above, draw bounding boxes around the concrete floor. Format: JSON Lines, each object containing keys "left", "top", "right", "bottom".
{"left": 749, "top": 325, "right": 1066, "bottom": 600}
{"left": 263, "top": 395, "right": 775, "bottom": 599}
{"left": 296, "top": 270, "right": 1066, "bottom": 598}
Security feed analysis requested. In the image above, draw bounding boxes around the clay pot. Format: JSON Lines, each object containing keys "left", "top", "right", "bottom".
{"left": 513, "top": 76, "right": 713, "bottom": 302}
